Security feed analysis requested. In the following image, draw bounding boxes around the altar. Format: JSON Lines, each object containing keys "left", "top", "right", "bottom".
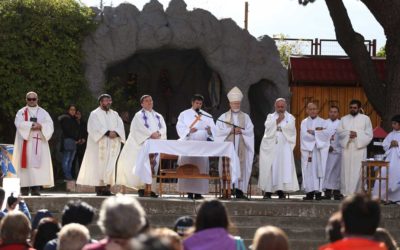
{"left": 135, "top": 139, "right": 240, "bottom": 198}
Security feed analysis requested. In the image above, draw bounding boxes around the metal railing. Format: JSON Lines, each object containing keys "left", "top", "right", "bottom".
{"left": 273, "top": 38, "right": 377, "bottom": 57}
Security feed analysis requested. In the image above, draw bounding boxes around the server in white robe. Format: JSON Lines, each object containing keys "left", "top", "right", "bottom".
{"left": 337, "top": 99, "right": 373, "bottom": 196}
{"left": 300, "top": 103, "right": 330, "bottom": 200}
{"left": 322, "top": 106, "right": 343, "bottom": 200}
{"left": 176, "top": 94, "right": 216, "bottom": 199}
{"left": 258, "top": 98, "right": 299, "bottom": 199}
{"left": 77, "top": 94, "right": 125, "bottom": 196}
{"left": 116, "top": 95, "right": 166, "bottom": 197}
{"left": 12, "top": 91, "right": 54, "bottom": 196}
{"left": 215, "top": 87, "right": 254, "bottom": 199}
{"left": 372, "top": 115, "right": 400, "bottom": 203}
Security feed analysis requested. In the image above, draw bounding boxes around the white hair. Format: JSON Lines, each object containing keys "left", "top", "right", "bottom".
{"left": 26, "top": 91, "right": 38, "bottom": 99}
{"left": 98, "top": 196, "right": 146, "bottom": 239}
{"left": 275, "top": 98, "right": 286, "bottom": 104}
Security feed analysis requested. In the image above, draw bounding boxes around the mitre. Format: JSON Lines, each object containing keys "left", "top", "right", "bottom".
{"left": 227, "top": 87, "right": 243, "bottom": 102}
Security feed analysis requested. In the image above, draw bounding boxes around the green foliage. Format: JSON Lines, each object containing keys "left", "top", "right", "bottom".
{"left": 377, "top": 45, "right": 386, "bottom": 57}
{"left": 273, "top": 34, "right": 303, "bottom": 68}
{"left": 0, "top": 0, "right": 97, "bottom": 141}
{"left": 105, "top": 75, "right": 140, "bottom": 115}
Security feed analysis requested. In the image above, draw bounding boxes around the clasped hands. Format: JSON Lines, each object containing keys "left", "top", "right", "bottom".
{"left": 150, "top": 131, "right": 162, "bottom": 139}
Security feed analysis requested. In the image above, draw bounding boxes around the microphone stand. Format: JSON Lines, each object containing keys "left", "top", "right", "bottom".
{"left": 197, "top": 110, "right": 244, "bottom": 198}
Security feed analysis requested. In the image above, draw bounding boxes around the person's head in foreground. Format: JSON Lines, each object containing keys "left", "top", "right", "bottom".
{"left": 98, "top": 196, "right": 146, "bottom": 247}
{"left": 251, "top": 225, "right": 289, "bottom": 250}
{"left": 57, "top": 223, "right": 90, "bottom": 250}
{"left": 0, "top": 211, "right": 31, "bottom": 245}
{"left": 194, "top": 199, "right": 231, "bottom": 232}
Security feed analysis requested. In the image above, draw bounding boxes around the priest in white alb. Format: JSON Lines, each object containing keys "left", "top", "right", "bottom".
{"left": 258, "top": 98, "right": 299, "bottom": 199}
{"left": 12, "top": 91, "right": 54, "bottom": 196}
{"left": 176, "top": 94, "right": 216, "bottom": 199}
{"left": 215, "top": 87, "right": 254, "bottom": 199}
{"left": 337, "top": 99, "right": 373, "bottom": 196}
{"left": 372, "top": 115, "right": 400, "bottom": 203}
{"left": 300, "top": 102, "right": 330, "bottom": 200}
{"left": 116, "top": 95, "right": 166, "bottom": 197}
{"left": 77, "top": 94, "right": 125, "bottom": 196}
{"left": 322, "top": 106, "right": 343, "bottom": 200}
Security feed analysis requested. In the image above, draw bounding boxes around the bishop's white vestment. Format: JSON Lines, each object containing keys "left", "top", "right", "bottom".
{"left": 258, "top": 112, "right": 299, "bottom": 193}
{"left": 300, "top": 116, "right": 330, "bottom": 193}
{"left": 176, "top": 108, "right": 216, "bottom": 194}
{"left": 12, "top": 106, "right": 54, "bottom": 187}
{"left": 116, "top": 109, "right": 166, "bottom": 188}
{"left": 77, "top": 107, "right": 125, "bottom": 186}
{"left": 337, "top": 113, "right": 373, "bottom": 195}
{"left": 215, "top": 111, "right": 254, "bottom": 193}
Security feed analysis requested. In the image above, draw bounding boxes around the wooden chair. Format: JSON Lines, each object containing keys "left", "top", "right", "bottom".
{"left": 157, "top": 154, "right": 222, "bottom": 197}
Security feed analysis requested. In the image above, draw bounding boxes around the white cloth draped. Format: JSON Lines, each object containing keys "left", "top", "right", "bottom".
{"left": 12, "top": 106, "right": 54, "bottom": 187}
{"left": 322, "top": 119, "right": 342, "bottom": 190}
{"left": 77, "top": 107, "right": 125, "bottom": 186}
{"left": 176, "top": 108, "right": 216, "bottom": 194}
{"left": 258, "top": 112, "right": 299, "bottom": 193}
{"left": 300, "top": 116, "right": 330, "bottom": 193}
{"left": 372, "top": 131, "right": 400, "bottom": 202}
{"left": 215, "top": 111, "right": 254, "bottom": 193}
{"left": 116, "top": 109, "right": 166, "bottom": 188}
{"left": 135, "top": 140, "right": 240, "bottom": 185}
{"left": 337, "top": 113, "right": 373, "bottom": 195}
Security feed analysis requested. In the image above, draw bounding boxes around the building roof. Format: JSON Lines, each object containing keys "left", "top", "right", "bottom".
{"left": 289, "top": 56, "right": 386, "bottom": 86}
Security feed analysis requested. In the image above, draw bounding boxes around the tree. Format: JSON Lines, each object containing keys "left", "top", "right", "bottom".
{"left": 377, "top": 46, "right": 386, "bottom": 57}
{"left": 0, "top": 0, "right": 97, "bottom": 142}
{"left": 272, "top": 34, "right": 303, "bottom": 68}
{"left": 299, "top": 0, "right": 400, "bottom": 130}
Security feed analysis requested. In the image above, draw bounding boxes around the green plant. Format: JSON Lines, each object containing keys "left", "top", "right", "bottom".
{"left": 0, "top": 0, "right": 97, "bottom": 142}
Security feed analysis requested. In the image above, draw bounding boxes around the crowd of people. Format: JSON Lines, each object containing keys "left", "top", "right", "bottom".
{"left": 9, "top": 90, "right": 400, "bottom": 203}
{"left": 0, "top": 191, "right": 397, "bottom": 250}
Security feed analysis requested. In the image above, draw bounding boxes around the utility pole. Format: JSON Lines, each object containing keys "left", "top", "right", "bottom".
{"left": 244, "top": 1, "right": 249, "bottom": 30}
{"left": 100, "top": 0, "right": 103, "bottom": 11}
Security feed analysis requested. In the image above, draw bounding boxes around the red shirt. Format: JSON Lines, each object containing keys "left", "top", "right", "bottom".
{"left": 319, "top": 238, "right": 387, "bottom": 250}
{"left": 0, "top": 244, "right": 35, "bottom": 250}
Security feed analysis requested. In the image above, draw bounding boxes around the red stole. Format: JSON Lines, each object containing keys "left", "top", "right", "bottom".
{"left": 21, "top": 108, "right": 28, "bottom": 168}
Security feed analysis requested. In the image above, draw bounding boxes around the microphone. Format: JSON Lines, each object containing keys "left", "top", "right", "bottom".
{"left": 195, "top": 108, "right": 202, "bottom": 115}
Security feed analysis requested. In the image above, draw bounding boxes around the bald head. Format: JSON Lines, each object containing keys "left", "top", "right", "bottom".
{"left": 306, "top": 102, "right": 318, "bottom": 118}
{"left": 275, "top": 98, "right": 287, "bottom": 114}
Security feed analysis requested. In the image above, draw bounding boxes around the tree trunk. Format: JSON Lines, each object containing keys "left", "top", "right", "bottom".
{"left": 324, "top": 0, "right": 388, "bottom": 128}
{"left": 361, "top": 0, "right": 400, "bottom": 130}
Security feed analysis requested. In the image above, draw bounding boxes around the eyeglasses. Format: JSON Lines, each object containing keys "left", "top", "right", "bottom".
{"left": 27, "top": 98, "right": 37, "bottom": 101}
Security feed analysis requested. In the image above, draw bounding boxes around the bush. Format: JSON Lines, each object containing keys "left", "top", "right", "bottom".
{"left": 0, "top": 0, "right": 97, "bottom": 142}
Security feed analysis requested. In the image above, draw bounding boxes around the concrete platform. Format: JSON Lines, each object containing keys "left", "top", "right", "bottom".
{"left": 22, "top": 193, "right": 400, "bottom": 250}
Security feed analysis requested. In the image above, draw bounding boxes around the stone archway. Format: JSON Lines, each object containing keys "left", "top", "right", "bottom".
{"left": 105, "top": 48, "right": 228, "bottom": 139}
{"left": 82, "top": 0, "right": 289, "bottom": 121}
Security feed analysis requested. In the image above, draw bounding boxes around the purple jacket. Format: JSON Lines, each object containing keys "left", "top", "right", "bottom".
{"left": 183, "top": 227, "right": 236, "bottom": 250}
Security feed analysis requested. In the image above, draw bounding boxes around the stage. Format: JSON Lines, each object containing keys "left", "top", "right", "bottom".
{"left": 23, "top": 193, "right": 400, "bottom": 250}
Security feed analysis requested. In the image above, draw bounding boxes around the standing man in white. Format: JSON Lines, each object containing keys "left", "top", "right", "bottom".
{"left": 337, "top": 99, "right": 373, "bottom": 196}
{"left": 372, "top": 115, "right": 400, "bottom": 203}
{"left": 322, "top": 106, "right": 343, "bottom": 200}
{"left": 116, "top": 95, "right": 166, "bottom": 197}
{"left": 215, "top": 87, "right": 254, "bottom": 199}
{"left": 176, "top": 94, "right": 216, "bottom": 199}
{"left": 12, "top": 91, "right": 54, "bottom": 196}
{"left": 300, "top": 103, "right": 330, "bottom": 200}
{"left": 77, "top": 94, "right": 125, "bottom": 196}
{"left": 258, "top": 98, "right": 299, "bottom": 199}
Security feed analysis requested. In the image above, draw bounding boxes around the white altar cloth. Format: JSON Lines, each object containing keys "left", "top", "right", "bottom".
{"left": 135, "top": 139, "right": 240, "bottom": 185}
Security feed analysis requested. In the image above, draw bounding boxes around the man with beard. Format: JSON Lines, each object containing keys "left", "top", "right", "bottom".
{"left": 77, "top": 94, "right": 125, "bottom": 196}
{"left": 337, "top": 100, "right": 373, "bottom": 196}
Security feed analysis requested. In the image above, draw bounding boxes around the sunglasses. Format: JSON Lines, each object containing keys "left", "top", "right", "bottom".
{"left": 27, "top": 98, "right": 37, "bottom": 101}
